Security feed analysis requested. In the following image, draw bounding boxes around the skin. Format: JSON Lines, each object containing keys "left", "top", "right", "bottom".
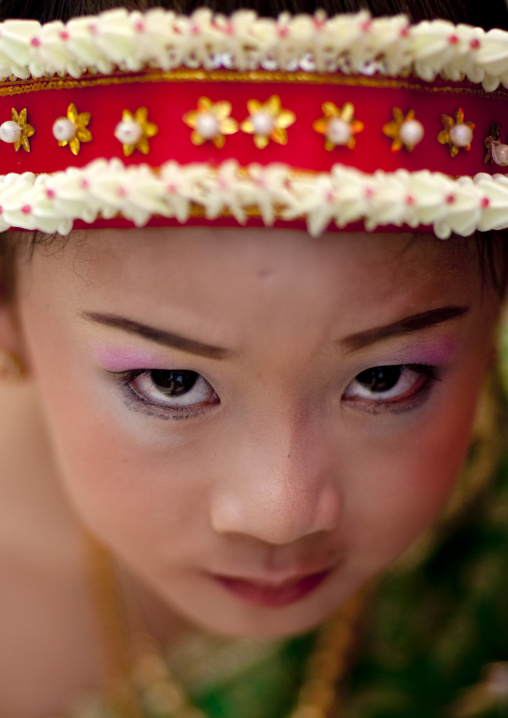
{"left": 1, "top": 227, "right": 502, "bottom": 652}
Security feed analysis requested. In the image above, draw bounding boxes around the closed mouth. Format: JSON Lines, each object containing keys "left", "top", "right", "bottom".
{"left": 212, "top": 570, "right": 331, "bottom": 608}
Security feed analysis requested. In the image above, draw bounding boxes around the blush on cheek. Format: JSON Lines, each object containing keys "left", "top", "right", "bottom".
{"left": 57, "top": 434, "right": 168, "bottom": 556}
{"left": 411, "top": 400, "right": 479, "bottom": 517}
{"left": 362, "top": 394, "right": 481, "bottom": 562}
{"left": 49, "top": 387, "right": 197, "bottom": 543}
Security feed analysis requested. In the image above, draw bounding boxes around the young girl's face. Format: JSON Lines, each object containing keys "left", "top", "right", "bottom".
{"left": 12, "top": 228, "right": 500, "bottom": 638}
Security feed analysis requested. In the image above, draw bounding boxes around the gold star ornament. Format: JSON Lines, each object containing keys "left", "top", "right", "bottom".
{"left": 183, "top": 97, "right": 238, "bottom": 148}
{"left": 240, "top": 96, "right": 295, "bottom": 149}
{"left": 383, "top": 108, "right": 425, "bottom": 152}
{"left": 114, "top": 107, "right": 158, "bottom": 157}
{"left": 52, "top": 103, "right": 92, "bottom": 156}
{"left": 438, "top": 108, "right": 475, "bottom": 157}
{"left": 313, "top": 102, "right": 364, "bottom": 151}
{"left": 0, "top": 108, "right": 35, "bottom": 152}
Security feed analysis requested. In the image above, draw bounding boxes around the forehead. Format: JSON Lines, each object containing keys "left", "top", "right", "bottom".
{"left": 22, "top": 227, "right": 482, "bottom": 335}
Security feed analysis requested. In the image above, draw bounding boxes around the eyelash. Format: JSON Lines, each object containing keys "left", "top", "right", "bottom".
{"left": 342, "top": 363, "right": 440, "bottom": 413}
{"left": 111, "top": 363, "right": 440, "bottom": 420}
{"left": 113, "top": 369, "right": 219, "bottom": 420}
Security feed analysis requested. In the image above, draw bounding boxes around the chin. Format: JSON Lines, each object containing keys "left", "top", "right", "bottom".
{"left": 163, "top": 584, "right": 358, "bottom": 639}
{"left": 189, "top": 607, "right": 332, "bottom": 639}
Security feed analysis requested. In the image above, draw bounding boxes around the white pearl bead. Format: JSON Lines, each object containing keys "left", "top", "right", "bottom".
{"left": 52, "top": 117, "right": 76, "bottom": 143}
{"left": 449, "top": 123, "right": 473, "bottom": 148}
{"left": 326, "top": 118, "right": 352, "bottom": 145}
{"left": 399, "top": 119, "right": 424, "bottom": 147}
{"left": 251, "top": 111, "right": 274, "bottom": 136}
{"left": 114, "top": 119, "right": 143, "bottom": 146}
{"left": 492, "top": 142, "right": 508, "bottom": 167}
{"left": 0, "top": 120, "right": 21, "bottom": 144}
{"left": 195, "top": 113, "right": 220, "bottom": 140}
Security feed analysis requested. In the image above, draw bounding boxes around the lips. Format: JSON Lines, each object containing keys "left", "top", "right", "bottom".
{"left": 213, "top": 570, "right": 331, "bottom": 608}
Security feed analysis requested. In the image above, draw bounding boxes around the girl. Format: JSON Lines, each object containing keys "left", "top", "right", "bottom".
{"left": 1, "top": 1, "right": 508, "bottom": 717}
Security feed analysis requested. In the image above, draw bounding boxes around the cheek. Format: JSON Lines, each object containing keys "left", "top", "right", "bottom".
{"left": 52, "top": 415, "right": 210, "bottom": 569}
{"left": 28, "top": 351, "right": 204, "bottom": 553}
{"left": 345, "top": 373, "right": 483, "bottom": 566}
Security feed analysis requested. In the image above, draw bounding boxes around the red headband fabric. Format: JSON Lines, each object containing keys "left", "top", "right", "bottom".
{"left": 0, "top": 70, "right": 506, "bottom": 176}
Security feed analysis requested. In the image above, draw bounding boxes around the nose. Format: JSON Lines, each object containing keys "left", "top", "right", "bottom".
{"left": 210, "top": 415, "right": 342, "bottom": 545}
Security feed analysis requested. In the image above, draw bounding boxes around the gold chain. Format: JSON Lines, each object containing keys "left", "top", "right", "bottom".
{"left": 85, "top": 533, "right": 371, "bottom": 718}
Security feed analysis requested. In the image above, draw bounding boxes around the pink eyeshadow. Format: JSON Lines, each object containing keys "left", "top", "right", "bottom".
{"left": 93, "top": 346, "right": 174, "bottom": 371}
{"left": 93, "top": 336, "right": 458, "bottom": 373}
{"left": 390, "top": 337, "right": 458, "bottom": 366}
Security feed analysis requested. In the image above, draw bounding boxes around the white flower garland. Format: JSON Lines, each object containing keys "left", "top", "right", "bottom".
{"left": 2, "top": 158, "right": 507, "bottom": 238}
{"left": 0, "top": 7, "right": 507, "bottom": 92}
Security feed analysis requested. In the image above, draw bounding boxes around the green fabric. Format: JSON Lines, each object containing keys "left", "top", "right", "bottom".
{"left": 191, "top": 633, "right": 314, "bottom": 718}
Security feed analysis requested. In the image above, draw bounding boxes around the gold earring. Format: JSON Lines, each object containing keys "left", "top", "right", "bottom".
{"left": 0, "top": 350, "right": 25, "bottom": 380}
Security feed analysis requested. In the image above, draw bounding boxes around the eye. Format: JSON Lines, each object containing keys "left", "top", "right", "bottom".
{"left": 343, "top": 364, "right": 435, "bottom": 404}
{"left": 128, "top": 369, "right": 218, "bottom": 409}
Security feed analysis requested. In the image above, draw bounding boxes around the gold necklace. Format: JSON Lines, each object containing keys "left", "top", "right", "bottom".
{"left": 85, "top": 533, "right": 371, "bottom": 718}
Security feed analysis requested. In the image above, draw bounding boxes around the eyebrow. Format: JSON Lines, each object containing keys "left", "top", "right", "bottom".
{"left": 81, "top": 312, "right": 232, "bottom": 359}
{"left": 83, "top": 305, "right": 469, "bottom": 358}
{"left": 343, "top": 305, "right": 470, "bottom": 351}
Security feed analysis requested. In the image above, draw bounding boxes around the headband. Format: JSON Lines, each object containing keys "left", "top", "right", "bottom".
{"left": 1, "top": 8, "right": 508, "bottom": 238}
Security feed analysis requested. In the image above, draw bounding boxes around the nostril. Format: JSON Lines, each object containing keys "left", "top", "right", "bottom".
{"left": 210, "top": 494, "right": 244, "bottom": 535}
{"left": 210, "top": 481, "right": 341, "bottom": 545}
{"left": 314, "top": 484, "right": 342, "bottom": 532}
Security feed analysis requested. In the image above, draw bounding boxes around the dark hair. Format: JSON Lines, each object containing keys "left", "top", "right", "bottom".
{"left": 1, "top": 0, "right": 508, "bottom": 28}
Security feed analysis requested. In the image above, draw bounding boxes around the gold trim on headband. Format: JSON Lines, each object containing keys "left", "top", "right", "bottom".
{"left": 1, "top": 68, "right": 508, "bottom": 100}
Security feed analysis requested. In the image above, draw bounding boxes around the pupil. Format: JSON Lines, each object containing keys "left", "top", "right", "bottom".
{"left": 356, "top": 366, "right": 401, "bottom": 393}
{"left": 150, "top": 370, "right": 198, "bottom": 395}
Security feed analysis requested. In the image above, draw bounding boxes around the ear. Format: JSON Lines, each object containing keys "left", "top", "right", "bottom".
{"left": 0, "top": 260, "right": 31, "bottom": 377}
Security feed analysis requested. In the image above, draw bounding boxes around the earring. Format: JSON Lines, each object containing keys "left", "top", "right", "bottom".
{"left": 0, "top": 349, "right": 25, "bottom": 380}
